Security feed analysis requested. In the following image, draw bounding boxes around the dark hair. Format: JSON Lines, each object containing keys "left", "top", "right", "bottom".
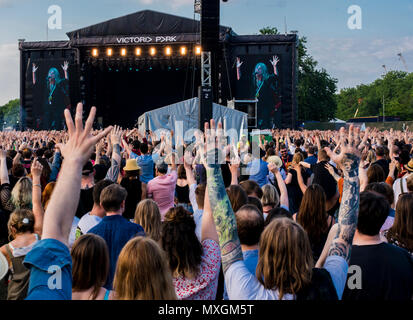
{"left": 367, "top": 164, "right": 385, "bottom": 184}
{"left": 156, "top": 161, "right": 168, "bottom": 174}
{"left": 240, "top": 180, "right": 263, "bottom": 199}
{"left": 177, "top": 164, "right": 186, "bottom": 180}
{"left": 140, "top": 143, "right": 148, "bottom": 154}
{"left": 22, "top": 148, "right": 32, "bottom": 159}
{"left": 71, "top": 234, "right": 109, "bottom": 300}
{"left": 37, "top": 157, "right": 51, "bottom": 183}
{"left": 264, "top": 207, "right": 293, "bottom": 226}
{"left": 195, "top": 184, "right": 206, "bottom": 209}
{"left": 375, "top": 146, "right": 385, "bottom": 157}
{"left": 7, "top": 150, "right": 17, "bottom": 159}
{"left": 162, "top": 206, "right": 202, "bottom": 278}
{"left": 12, "top": 163, "right": 25, "bottom": 178}
{"left": 93, "top": 179, "right": 114, "bottom": 205}
{"left": 364, "top": 182, "right": 394, "bottom": 206}
{"left": 132, "top": 140, "right": 141, "bottom": 150}
{"left": 6, "top": 157, "right": 13, "bottom": 171}
{"left": 358, "top": 191, "right": 390, "bottom": 236}
{"left": 100, "top": 184, "right": 127, "bottom": 212}
{"left": 35, "top": 148, "right": 44, "bottom": 158}
{"left": 308, "top": 146, "right": 316, "bottom": 155}
{"left": 236, "top": 204, "right": 264, "bottom": 246}
{"left": 43, "top": 149, "right": 53, "bottom": 160}
{"left": 125, "top": 170, "right": 140, "bottom": 179}
{"left": 226, "top": 184, "right": 248, "bottom": 213}
{"left": 247, "top": 196, "right": 263, "bottom": 213}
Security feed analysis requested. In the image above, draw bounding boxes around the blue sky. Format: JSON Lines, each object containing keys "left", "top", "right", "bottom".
{"left": 1, "top": 0, "right": 412, "bottom": 105}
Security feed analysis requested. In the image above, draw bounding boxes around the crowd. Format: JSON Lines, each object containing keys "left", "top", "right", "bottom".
{"left": 0, "top": 102, "right": 412, "bottom": 300}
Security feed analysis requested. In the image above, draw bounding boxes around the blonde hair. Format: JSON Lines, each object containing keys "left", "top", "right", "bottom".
{"left": 113, "top": 237, "right": 177, "bottom": 300}
{"left": 292, "top": 152, "right": 304, "bottom": 164}
{"left": 11, "top": 177, "right": 32, "bottom": 209}
{"left": 261, "top": 184, "right": 279, "bottom": 207}
{"left": 134, "top": 199, "right": 162, "bottom": 242}
{"left": 8, "top": 209, "right": 35, "bottom": 239}
{"left": 256, "top": 218, "right": 313, "bottom": 299}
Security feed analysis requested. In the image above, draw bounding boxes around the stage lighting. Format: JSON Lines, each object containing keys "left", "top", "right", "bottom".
{"left": 135, "top": 48, "right": 142, "bottom": 56}
{"left": 150, "top": 47, "right": 156, "bottom": 56}
{"left": 107, "top": 48, "right": 113, "bottom": 57}
{"left": 180, "top": 46, "right": 187, "bottom": 55}
{"left": 121, "top": 48, "right": 127, "bottom": 57}
{"left": 195, "top": 46, "right": 202, "bottom": 55}
{"left": 92, "top": 48, "right": 99, "bottom": 57}
{"left": 165, "top": 46, "right": 172, "bottom": 56}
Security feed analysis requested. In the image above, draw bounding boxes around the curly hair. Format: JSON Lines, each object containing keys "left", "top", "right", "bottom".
{"left": 161, "top": 206, "right": 202, "bottom": 278}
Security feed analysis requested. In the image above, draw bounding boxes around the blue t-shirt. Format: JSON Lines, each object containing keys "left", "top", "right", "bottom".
{"left": 248, "top": 159, "right": 269, "bottom": 187}
{"left": 130, "top": 152, "right": 154, "bottom": 184}
{"left": 304, "top": 155, "right": 317, "bottom": 175}
{"left": 388, "top": 208, "right": 396, "bottom": 218}
{"left": 88, "top": 215, "right": 145, "bottom": 289}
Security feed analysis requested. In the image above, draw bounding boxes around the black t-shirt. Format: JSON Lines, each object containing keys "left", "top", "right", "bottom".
{"left": 120, "top": 178, "right": 142, "bottom": 221}
{"left": 310, "top": 161, "right": 337, "bottom": 200}
{"left": 373, "top": 159, "right": 390, "bottom": 177}
{"left": 342, "top": 243, "right": 413, "bottom": 300}
{"left": 287, "top": 168, "right": 309, "bottom": 213}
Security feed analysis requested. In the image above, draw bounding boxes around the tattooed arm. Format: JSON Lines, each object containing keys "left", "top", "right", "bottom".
{"left": 105, "top": 126, "right": 122, "bottom": 182}
{"left": 325, "top": 125, "right": 361, "bottom": 263}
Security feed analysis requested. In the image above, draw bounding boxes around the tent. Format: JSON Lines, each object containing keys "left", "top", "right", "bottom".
{"left": 138, "top": 98, "right": 248, "bottom": 143}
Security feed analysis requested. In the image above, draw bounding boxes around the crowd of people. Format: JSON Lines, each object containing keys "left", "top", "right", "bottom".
{"left": 0, "top": 102, "right": 412, "bottom": 300}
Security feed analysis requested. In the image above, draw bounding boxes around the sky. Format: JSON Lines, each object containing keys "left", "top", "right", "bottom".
{"left": 0, "top": 0, "right": 412, "bottom": 105}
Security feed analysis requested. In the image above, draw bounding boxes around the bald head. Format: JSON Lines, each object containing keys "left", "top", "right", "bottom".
{"left": 235, "top": 204, "right": 264, "bottom": 246}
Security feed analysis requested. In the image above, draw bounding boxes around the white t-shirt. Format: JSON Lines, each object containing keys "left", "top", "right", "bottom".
{"left": 225, "top": 255, "right": 348, "bottom": 300}
{"left": 393, "top": 174, "right": 411, "bottom": 206}
{"left": 76, "top": 212, "right": 102, "bottom": 239}
{"left": 189, "top": 183, "right": 203, "bottom": 241}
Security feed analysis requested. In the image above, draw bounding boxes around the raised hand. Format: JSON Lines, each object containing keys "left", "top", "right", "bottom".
{"left": 236, "top": 57, "right": 243, "bottom": 69}
{"left": 32, "top": 63, "right": 38, "bottom": 73}
{"left": 110, "top": 125, "right": 122, "bottom": 146}
{"left": 61, "top": 61, "right": 69, "bottom": 71}
{"left": 56, "top": 103, "right": 112, "bottom": 167}
{"left": 31, "top": 159, "right": 43, "bottom": 179}
{"left": 201, "top": 119, "right": 226, "bottom": 168}
{"left": 269, "top": 55, "right": 280, "bottom": 66}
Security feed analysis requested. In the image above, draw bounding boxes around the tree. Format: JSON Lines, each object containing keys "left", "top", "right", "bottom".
{"left": 259, "top": 28, "right": 338, "bottom": 122}
{"left": 0, "top": 99, "right": 20, "bottom": 129}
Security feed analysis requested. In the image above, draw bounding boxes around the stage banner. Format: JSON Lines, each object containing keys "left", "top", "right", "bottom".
{"left": 30, "top": 58, "right": 72, "bottom": 130}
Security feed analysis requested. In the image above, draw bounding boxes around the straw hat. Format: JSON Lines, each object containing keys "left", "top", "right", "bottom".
{"left": 123, "top": 159, "right": 141, "bottom": 171}
{"left": 266, "top": 155, "right": 283, "bottom": 168}
{"left": 0, "top": 251, "right": 8, "bottom": 281}
{"left": 406, "top": 159, "right": 413, "bottom": 172}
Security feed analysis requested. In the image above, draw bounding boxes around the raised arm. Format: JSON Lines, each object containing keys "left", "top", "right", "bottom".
{"left": 204, "top": 120, "right": 243, "bottom": 273}
{"left": 325, "top": 125, "right": 361, "bottom": 263}
{"left": 105, "top": 126, "right": 121, "bottom": 182}
{"left": 31, "top": 159, "right": 44, "bottom": 236}
{"left": 41, "top": 103, "right": 112, "bottom": 246}
{"left": 268, "top": 163, "right": 289, "bottom": 210}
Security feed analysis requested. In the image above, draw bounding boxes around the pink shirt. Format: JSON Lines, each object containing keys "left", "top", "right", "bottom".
{"left": 147, "top": 170, "right": 178, "bottom": 219}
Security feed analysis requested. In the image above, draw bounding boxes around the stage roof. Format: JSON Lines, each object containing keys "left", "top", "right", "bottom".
{"left": 66, "top": 10, "right": 234, "bottom": 39}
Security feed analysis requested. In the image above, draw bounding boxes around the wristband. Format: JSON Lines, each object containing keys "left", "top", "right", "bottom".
{"left": 33, "top": 184, "right": 42, "bottom": 188}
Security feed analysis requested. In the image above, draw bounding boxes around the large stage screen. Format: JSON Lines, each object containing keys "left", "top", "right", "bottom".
{"left": 230, "top": 39, "right": 297, "bottom": 129}
{"left": 30, "top": 58, "right": 72, "bottom": 130}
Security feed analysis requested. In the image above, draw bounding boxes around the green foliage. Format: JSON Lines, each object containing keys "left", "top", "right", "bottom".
{"left": 0, "top": 99, "right": 20, "bottom": 128}
{"left": 336, "top": 71, "right": 413, "bottom": 121}
{"left": 259, "top": 27, "right": 338, "bottom": 122}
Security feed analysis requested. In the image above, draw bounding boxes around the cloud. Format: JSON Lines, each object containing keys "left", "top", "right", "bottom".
{"left": 135, "top": 0, "right": 193, "bottom": 8}
{"left": 0, "top": 43, "right": 19, "bottom": 105}
{"left": 307, "top": 36, "right": 413, "bottom": 90}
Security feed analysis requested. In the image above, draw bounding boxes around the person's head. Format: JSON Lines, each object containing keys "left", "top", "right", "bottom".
{"left": 41, "top": 181, "right": 56, "bottom": 209}
{"left": 134, "top": 199, "right": 162, "bottom": 242}
{"left": 367, "top": 164, "right": 385, "bottom": 184}
{"left": 387, "top": 193, "right": 413, "bottom": 251}
{"left": 155, "top": 161, "right": 168, "bottom": 176}
{"left": 71, "top": 234, "right": 109, "bottom": 300}
{"left": 308, "top": 146, "right": 316, "bottom": 156}
{"left": 317, "top": 149, "right": 329, "bottom": 162}
{"left": 93, "top": 179, "right": 114, "bottom": 206}
{"left": 100, "top": 184, "right": 127, "bottom": 214}
{"left": 292, "top": 152, "right": 304, "bottom": 165}
{"left": 366, "top": 149, "right": 376, "bottom": 164}
{"left": 364, "top": 182, "right": 394, "bottom": 207}
{"left": 82, "top": 161, "right": 94, "bottom": 178}
{"left": 247, "top": 196, "right": 263, "bottom": 214}
{"left": 11, "top": 176, "right": 32, "bottom": 209}
{"left": 177, "top": 164, "right": 186, "bottom": 180}
{"left": 357, "top": 191, "right": 390, "bottom": 236}
{"left": 254, "top": 62, "right": 269, "bottom": 80}
{"left": 7, "top": 209, "right": 34, "bottom": 239}
{"left": 257, "top": 218, "right": 313, "bottom": 299}
{"left": 235, "top": 204, "right": 264, "bottom": 247}
{"left": 239, "top": 180, "right": 263, "bottom": 199}
{"left": 161, "top": 206, "right": 202, "bottom": 278}
{"left": 226, "top": 184, "right": 248, "bottom": 213}
{"left": 22, "top": 148, "right": 32, "bottom": 160}
{"left": 140, "top": 143, "right": 149, "bottom": 155}
{"left": 12, "top": 163, "right": 25, "bottom": 178}
{"left": 375, "top": 146, "right": 385, "bottom": 158}
{"left": 113, "top": 237, "right": 176, "bottom": 300}
{"left": 280, "top": 145, "right": 288, "bottom": 158}
{"left": 37, "top": 157, "right": 51, "bottom": 182}
{"left": 195, "top": 184, "right": 206, "bottom": 210}
{"left": 297, "top": 184, "right": 328, "bottom": 242}
{"left": 264, "top": 207, "right": 292, "bottom": 226}
{"left": 261, "top": 184, "right": 279, "bottom": 209}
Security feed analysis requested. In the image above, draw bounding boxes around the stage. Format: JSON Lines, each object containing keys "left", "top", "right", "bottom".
{"left": 19, "top": 10, "right": 298, "bottom": 130}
